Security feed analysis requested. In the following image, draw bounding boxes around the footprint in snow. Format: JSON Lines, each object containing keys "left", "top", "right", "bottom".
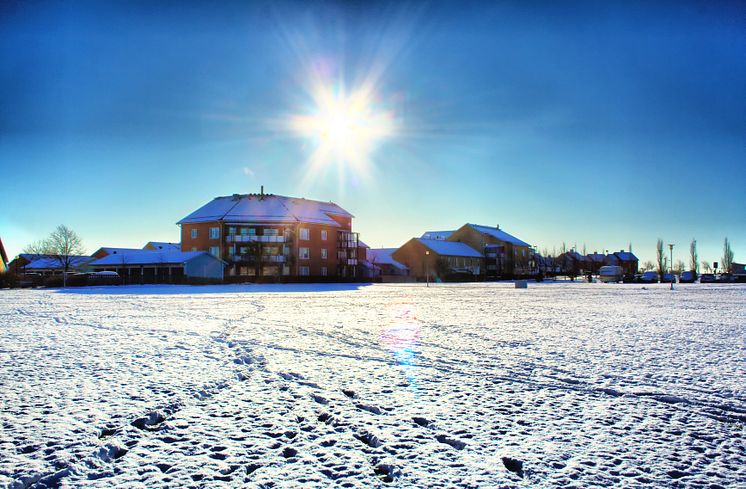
{"left": 436, "top": 435, "right": 466, "bottom": 450}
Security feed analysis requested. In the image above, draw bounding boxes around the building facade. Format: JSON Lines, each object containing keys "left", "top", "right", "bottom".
{"left": 392, "top": 238, "right": 483, "bottom": 281}
{"left": 177, "top": 191, "right": 360, "bottom": 281}
{"left": 447, "top": 224, "right": 533, "bottom": 279}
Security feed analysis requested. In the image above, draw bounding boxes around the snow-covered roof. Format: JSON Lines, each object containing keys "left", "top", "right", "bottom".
{"left": 178, "top": 194, "right": 353, "bottom": 227}
{"left": 367, "top": 248, "right": 408, "bottom": 270}
{"left": 144, "top": 242, "right": 180, "bottom": 251}
{"left": 467, "top": 224, "right": 531, "bottom": 247}
{"left": 417, "top": 239, "right": 483, "bottom": 258}
{"left": 357, "top": 240, "right": 370, "bottom": 249}
{"left": 95, "top": 247, "right": 142, "bottom": 256}
{"left": 587, "top": 253, "right": 605, "bottom": 263}
{"left": 90, "top": 250, "right": 219, "bottom": 266}
{"left": 420, "top": 230, "right": 453, "bottom": 240}
{"left": 614, "top": 251, "right": 638, "bottom": 262}
{"left": 24, "top": 256, "right": 92, "bottom": 270}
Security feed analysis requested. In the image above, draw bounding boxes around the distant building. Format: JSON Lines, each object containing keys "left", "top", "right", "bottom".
{"left": 732, "top": 262, "right": 746, "bottom": 279}
{"left": 8, "top": 254, "right": 92, "bottom": 277}
{"left": 89, "top": 250, "right": 225, "bottom": 284}
{"left": 177, "top": 190, "right": 360, "bottom": 281}
{"left": 367, "top": 248, "right": 409, "bottom": 278}
{"left": 91, "top": 247, "right": 143, "bottom": 259}
{"left": 612, "top": 250, "right": 639, "bottom": 277}
{"left": 420, "top": 230, "right": 454, "bottom": 241}
{"left": 392, "top": 238, "right": 483, "bottom": 281}
{"left": 557, "top": 251, "right": 587, "bottom": 277}
{"left": 447, "top": 223, "right": 533, "bottom": 278}
{"left": 144, "top": 242, "right": 180, "bottom": 251}
{"left": 586, "top": 252, "right": 606, "bottom": 274}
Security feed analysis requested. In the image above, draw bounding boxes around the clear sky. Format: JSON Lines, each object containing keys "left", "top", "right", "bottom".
{"left": 1, "top": 1, "right": 744, "bottom": 265}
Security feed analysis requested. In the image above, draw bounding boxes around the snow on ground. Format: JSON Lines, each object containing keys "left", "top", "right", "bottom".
{"left": 0, "top": 282, "right": 744, "bottom": 488}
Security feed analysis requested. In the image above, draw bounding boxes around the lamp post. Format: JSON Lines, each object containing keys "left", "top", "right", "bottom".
{"left": 425, "top": 250, "right": 430, "bottom": 287}
{"left": 668, "top": 243, "right": 674, "bottom": 290}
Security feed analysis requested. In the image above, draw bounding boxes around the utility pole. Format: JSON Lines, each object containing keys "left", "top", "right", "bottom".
{"left": 668, "top": 243, "right": 675, "bottom": 290}
{"left": 425, "top": 250, "right": 430, "bottom": 287}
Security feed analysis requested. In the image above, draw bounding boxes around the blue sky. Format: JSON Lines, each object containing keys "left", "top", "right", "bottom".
{"left": 1, "top": 1, "right": 744, "bottom": 265}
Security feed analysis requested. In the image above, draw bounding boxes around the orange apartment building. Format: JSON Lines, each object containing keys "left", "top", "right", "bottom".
{"left": 177, "top": 190, "right": 360, "bottom": 281}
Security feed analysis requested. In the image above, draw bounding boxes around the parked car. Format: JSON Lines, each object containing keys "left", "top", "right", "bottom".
{"left": 661, "top": 273, "right": 676, "bottom": 283}
{"left": 679, "top": 271, "right": 696, "bottom": 283}
{"left": 640, "top": 271, "right": 659, "bottom": 283}
{"left": 599, "top": 265, "right": 623, "bottom": 283}
{"left": 700, "top": 273, "right": 716, "bottom": 283}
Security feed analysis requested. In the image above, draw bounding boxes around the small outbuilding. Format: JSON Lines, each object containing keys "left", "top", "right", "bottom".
{"left": 89, "top": 250, "right": 225, "bottom": 284}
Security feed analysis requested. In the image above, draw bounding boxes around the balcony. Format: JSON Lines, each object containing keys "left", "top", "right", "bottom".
{"left": 230, "top": 254, "right": 287, "bottom": 263}
{"left": 226, "top": 235, "right": 285, "bottom": 243}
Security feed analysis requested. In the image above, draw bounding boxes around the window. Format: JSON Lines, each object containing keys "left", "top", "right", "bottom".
{"left": 209, "top": 246, "right": 220, "bottom": 257}
{"left": 228, "top": 245, "right": 235, "bottom": 256}
{"left": 321, "top": 230, "right": 327, "bottom": 241}
{"left": 209, "top": 227, "right": 220, "bottom": 239}
{"left": 191, "top": 247, "right": 197, "bottom": 252}
{"left": 299, "top": 247, "right": 310, "bottom": 260}
{"left": 240, "top": 228, "right": 248, "bottom": 236}
{"left": 282, "top": 265, "right": 290, "bottom": 276}
{"left": 264, "top": 228, "right": 278, "bottom": 236}
{"left": 321, "top": 248, "right": 328, "bottom": 260}
{"left": 299, "top": 266, "right": 310, "bottom": 276}
{"left": 240, "top": 247, "right": 249, "bottom": 254}
{"left": 191, "top": 228, "right": 198, "bottom": 239}
{"left": 321, "top": 266, "right": 327, "bottom": 277}
{"left": 228, "top": 227, "right": 236, "bottom": 236}
{"left": 300, "top": 228, "right": 310, "bottom": 240}
{"left": 262, "top": 266, "right": 279, "bottom": 276}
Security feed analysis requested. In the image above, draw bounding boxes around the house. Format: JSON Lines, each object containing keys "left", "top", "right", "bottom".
{"left": 0, "top": 238, "right": 8, "bottom": 273}
{"left": 732, "top": 262, "right": 745, "bottom": 280}
{"left": 446, "top": 223, "right": 533, "bottom": 278}
{"left": 586, "top": 252, "right": 606, "bottom": 274}
{"left": 367, "top": 248, "right": 409, "bottom": 279}
{"left": 144, "top": 242, "right": 180, "bottom": 251}
{"left": 177, "top": 189, "right": 360, "bottom": 281}
{"left": 89, "top": 250, "right": 225, "bottom": 284}
{"left": 612, "top": 250, "right": 638, "bottom": 277}
{"left": 557, "top": 251, "right": 587, "bottom": 277}
{"left": 392, "top": 238, "right": 483, "bottom": 281}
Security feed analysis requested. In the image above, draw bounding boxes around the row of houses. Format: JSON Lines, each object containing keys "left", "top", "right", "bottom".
{"left": 3, "top": 189, "right": 642, "bottom": 284}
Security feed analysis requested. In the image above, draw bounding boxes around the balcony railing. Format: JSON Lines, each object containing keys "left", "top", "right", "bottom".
{"left": 226, "top": 235, "right": 285, "bottom": 243}
{"left": 230, "top": 254, "right": 287, "bottom": 263}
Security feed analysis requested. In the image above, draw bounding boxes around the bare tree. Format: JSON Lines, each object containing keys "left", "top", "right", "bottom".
{"left": 25, "top": 225, "right": 87, "bottom": 287}
{"left": 722, "top": 237, "right": 734, "bottom": 273}
{"left": 641, "top": 260, "right": 655, "bottom": 272}
{"left": 674, "top": 259, "right": 686, "bottom": 276}
{"left": 656, "top": 238, "right": 665, "bottom": 278}
{"left": 701, "top": 260, "right": 712, "bottom": 273}
{"left": 22, "top": 240, "right": 48, "bottom": 258}
{"left": 689, "top": 239, "right": 698, "bottom": 275}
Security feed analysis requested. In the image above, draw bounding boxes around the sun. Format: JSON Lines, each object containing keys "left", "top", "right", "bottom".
{"left": 289, "top": 83, "right": 395, "bottom": 180}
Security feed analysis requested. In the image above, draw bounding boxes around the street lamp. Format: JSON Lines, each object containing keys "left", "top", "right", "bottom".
{"left": 668, "top": 243, "right": 674, "bottom": 290}
{"left": 425, "top": 250, "right": 430, "bottom": 287}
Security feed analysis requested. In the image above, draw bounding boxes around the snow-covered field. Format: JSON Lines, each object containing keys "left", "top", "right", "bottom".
{"left": 1, "top": 282, "right": 744, "bottom": 488}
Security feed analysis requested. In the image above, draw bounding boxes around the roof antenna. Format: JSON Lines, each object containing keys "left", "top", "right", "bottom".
{"left": 260, "top": 185, "right": 265, "bottom": 200}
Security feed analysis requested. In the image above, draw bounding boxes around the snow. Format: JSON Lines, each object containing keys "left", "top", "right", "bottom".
{"left": 178, "top": 194, "right": 352, "bottom": 226}
{"left": 21, "top": 256, "right": 92, "bottom": 270}
{"left": 366, "top": 248, "right": 408, "bottom": 271}
{"left": 468, "top": 224, "right": 531, "bottom": 247}
{"left": 417, "top": 238, "right": 483, "bottom": 258}
{"left": 420, "top": 231, "right": 454, "bottom": 240}
{"left": 1, "top": 282, "right": 744, "bottom": 488}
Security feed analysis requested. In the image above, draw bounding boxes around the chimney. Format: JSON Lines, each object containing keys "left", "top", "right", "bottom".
{"left": 496, "top": 224, "right": 500, "bottom": 230}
